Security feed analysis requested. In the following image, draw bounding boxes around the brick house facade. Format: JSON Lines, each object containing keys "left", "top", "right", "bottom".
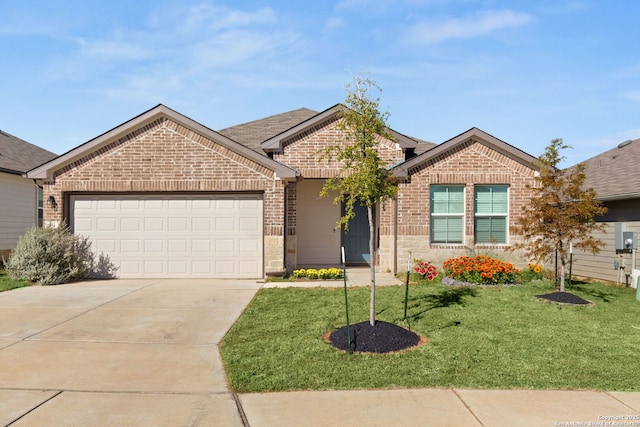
{"left": 28, "top": 105, "right": 538, "bottom": 278}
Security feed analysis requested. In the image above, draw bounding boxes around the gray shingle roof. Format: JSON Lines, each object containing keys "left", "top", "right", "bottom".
{"left": 218, "top": 108, "right": 318, "bottom": 155}
{"left": 581, "top": 138, "right": 640, "bottom": 201}
{"left": 0, "top": 130, "right": 56, "bottom": 175}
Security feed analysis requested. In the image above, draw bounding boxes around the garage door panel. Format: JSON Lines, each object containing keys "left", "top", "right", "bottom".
{"left": 144, "top": 200, "right": 164, "bottom": 210}
{"left": 95, "top": 239, "right": 117, "bottom": 253}
{"left": 143, "top": 261, "right": 165, "bottom": 275}
{"left": 191, "top": 261, "right": 212, "bottom": 274}
{"left": 215, "top": 199, "right": 236, "bottom": 210}
{"left": 191, "top": 240, "right": 211, "bottom": 253}
{"left": 215, "top": 217, "right": 235, "bottom": 232}
{"left": 215, "top": 239, "right": 235, "bottom": 253}
{"left": 97, "top": 199, "right": 117, "bottom": 210}
{"left": 74, "top": 218, "right": 93, "bottom": 233}
{"left": 70, "top": 194, "right": 263, "bottom": 278}
{"left": 96, "top": 218, "right": 117, "bottom": 232}
{"left": 144, "top": 240, "right": 164, "bottom": 253}
{"left": 120, "top": 218, "right": 141, "bottom": 231}
{"left": 168, "top": 199, "right": 187, "bottom": 209}
{"left": 144, "top": 218, "right": 164, "bottom": 232}
{"left": 239, "top": 260, "right": 260, "bottom": 275}
{"left": 121, "top": 239, "right": 141, "bottom": 253}
{"left": 192, "top": 218, "right": 212, "bottom": 232}
{"left": 239, "top": 239, "right": 259, "bottom": 253}
{"left": 168, "top": 218, "right": 188, "bottom": 232}
{"left": 167, "top": 239, "right": 188, "bottom": 253}
{"left": 214, "top": 260, "right": 235, "bottom": 275}
{"left": 120, "top": 199, "right": 141, "bottom": 209}
{"left": 168, "top": 261, "right": 188, "bottom": 275}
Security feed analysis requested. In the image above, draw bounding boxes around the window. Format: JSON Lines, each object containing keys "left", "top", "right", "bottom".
{"left": 37, "top": 187, "right": 44, "bottom": 227}
{"left": 430, "top": 185, "right": 464, "bottom": 244}
{"left": 474, "top": 185, "right": 508, "bottom": 244}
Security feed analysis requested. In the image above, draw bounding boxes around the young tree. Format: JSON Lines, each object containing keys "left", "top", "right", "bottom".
{"left": 512, "top": 138, "right": 607, "bottom": 291}
{"left": 318, "top": 75, "right": 398, "bottom": 326}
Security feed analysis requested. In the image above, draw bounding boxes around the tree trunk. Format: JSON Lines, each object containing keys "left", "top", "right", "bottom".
{"left": 368, "top": 205, "right": 376, "bottom": 327}
{"left": 560, "top": 256, "right": 566, "bottom": 292}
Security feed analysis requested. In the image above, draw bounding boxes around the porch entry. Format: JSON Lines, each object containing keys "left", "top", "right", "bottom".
{"left": 342, "top": 202, "right": 371, "bottom": 264}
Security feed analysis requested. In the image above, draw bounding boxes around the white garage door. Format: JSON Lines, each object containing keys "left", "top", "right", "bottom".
{"left": 70, "top": 194, "right": 263, "bottom": 278}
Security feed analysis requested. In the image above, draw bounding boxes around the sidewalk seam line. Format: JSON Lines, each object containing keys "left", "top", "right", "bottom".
{"left": 605, "top": 391, "right": 640, "bottom": 413}
{"left": 452, "top": 388, "right": 485, "bottom": 426}
{"left": 232, "top": 392, "right": 250, "bottom": 427}
{"left": 6, "top": 390, "right": 63, "bottom": 426}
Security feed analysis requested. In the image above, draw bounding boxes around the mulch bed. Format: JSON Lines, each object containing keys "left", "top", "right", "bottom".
{"left": 325, "top": 320, "right": 427, "bottom": 354}
{"left": 536, "top": 291, "right": 591, "bottom": 305}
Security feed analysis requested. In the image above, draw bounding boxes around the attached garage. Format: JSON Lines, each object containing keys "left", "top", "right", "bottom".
{"left": 70, "top": 194, "right": 263, "bottom": 278}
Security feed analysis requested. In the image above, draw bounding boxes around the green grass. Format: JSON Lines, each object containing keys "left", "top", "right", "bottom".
{"left": 0, "top": 269, "right": 31, "bottom": 292}
{"left": 220, "top": 279, "right": 640, "bottom": 392}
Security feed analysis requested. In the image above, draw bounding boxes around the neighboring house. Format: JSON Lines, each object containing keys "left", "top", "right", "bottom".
{"left": 27, "top": 104, "right": 539, "bottom": 278}
{"left": 0, "top": 130, "right": 57, "bottom": 260}
{"left": 567, "top": 138, "right": 640, "bottom": 285}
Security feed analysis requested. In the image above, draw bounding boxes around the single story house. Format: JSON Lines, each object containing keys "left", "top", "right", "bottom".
{"left": 567, "top": 138, "right": 640, "bottom": 285}
{"left": 0, "top": 130, "right": 57, "bottom": 260}
{"left": 27, "top": 104, "right": 539, "bottom": 278}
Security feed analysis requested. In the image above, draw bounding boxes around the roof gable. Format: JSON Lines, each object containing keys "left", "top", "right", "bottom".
{"left": 580, "top": 138, "right": 640, "bottom": 201}
{"left": 27, "top": 104, "right": 299, "bottom": 181}
{"left": 218, "top": 108, "right": 318, "bottom": 154}
{"left": 0, "top": 130, "right": 56, "bottom": 175}
{"left": 393, "top": 127, "right": 537, "bottom": 177}
{"left": 260, "top": 104, "right": 423, "bottom": 152}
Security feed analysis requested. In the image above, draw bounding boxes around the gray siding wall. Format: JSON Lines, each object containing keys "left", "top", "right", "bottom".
{"left": 0, "top": 172, "right": 37, "bottom": 252}
{"left": 569, "top": 221, "right": 640, "bottom": 284}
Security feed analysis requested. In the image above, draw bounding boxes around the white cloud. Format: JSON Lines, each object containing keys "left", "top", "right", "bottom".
{"left": 406, "top": 9, "right": 534, "bottom": 44}
{"left": 160, "top": 4, "right": 278, "bottom": 35}
{"left": 75, "top": 38, "right": 152, "bottom": 61}
{"left": 325, "top": 16, "right": 346, "bottom": 32}
{"left": 623, "top": 90, "right": 640, "bottom": 101}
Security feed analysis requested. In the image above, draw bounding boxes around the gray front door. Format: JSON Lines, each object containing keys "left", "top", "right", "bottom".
{"left": 343, "top": 202, "right": 370, "bottom": 264}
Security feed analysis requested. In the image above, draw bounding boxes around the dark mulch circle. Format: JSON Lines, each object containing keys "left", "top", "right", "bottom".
{"left": 536, "top": 291, "right": 591, "bottom": 305}
{"left": 325, "top": 320, "right": 426, "bottom": 354}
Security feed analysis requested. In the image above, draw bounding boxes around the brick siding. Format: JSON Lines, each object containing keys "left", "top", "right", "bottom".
{"left": 42, "top": 117, "right": 288, "bottom": 273}
{"left": 380, "top": 138, "right": 537, "bottom": 272}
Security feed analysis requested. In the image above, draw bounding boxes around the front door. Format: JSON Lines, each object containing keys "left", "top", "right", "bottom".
{"left": 343, "top": 202, "right": 371, "bottom": 264}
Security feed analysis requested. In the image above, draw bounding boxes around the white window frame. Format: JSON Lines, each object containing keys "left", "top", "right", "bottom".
{"left": 474, "top": 185, "right": 509, "bottom": 245}
{"left": 430, "top": 185, "right": 465, "bottom": 245}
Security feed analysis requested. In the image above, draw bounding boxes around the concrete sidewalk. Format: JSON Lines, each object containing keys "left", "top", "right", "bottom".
{"left": 239, "top": 388, "right": 640, "bottom": 427}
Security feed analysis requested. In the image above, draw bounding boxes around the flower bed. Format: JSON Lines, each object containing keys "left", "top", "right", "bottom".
{"left": 442, "top": 255, "right": 519, "bottom": 286}
{"left": 413, "top": 260, "right": 438, "bottom": 281}
{"left": 292, "top": 268, "right": 343, "bottom": 280}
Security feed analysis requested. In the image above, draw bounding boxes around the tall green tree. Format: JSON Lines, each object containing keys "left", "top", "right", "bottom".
{"left": 318, "top": 75, "right": 398, "bottom": 326}
{"left": 512, "top": 138, "right": 607, "bottom": 291}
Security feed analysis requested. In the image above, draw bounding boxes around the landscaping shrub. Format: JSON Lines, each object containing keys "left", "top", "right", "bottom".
{"left": 520, "top": 263, "right": 545, "bottom": 283}
{"left": 4, "top": 223, "right": 117, "bottom": 285}
{"left": 442, "top": 255, "right": 519, "bottom": 285}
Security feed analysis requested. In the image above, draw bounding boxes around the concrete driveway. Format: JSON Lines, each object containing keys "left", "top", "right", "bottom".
{"left": 0, "top": 278, "right": 262, "bottom": 426}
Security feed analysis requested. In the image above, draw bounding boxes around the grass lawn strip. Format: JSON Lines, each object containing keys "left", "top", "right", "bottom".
{"left": 0, "top": 269, "right": 31, "bottom": 292}
{"left": 220, "top": 280, "right": 640, "bottom": 392}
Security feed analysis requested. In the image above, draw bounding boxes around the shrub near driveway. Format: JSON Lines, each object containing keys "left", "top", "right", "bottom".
{"left": 220, "top": 280, "right": 640, "bottom": 393}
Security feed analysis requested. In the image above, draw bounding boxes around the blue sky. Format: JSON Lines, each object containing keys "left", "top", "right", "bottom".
{"left": 1, "top": 0, "right": 639, "bottom": 166}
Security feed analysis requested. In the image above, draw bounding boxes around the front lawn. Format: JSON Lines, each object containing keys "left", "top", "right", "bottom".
{"left": 220, "top": 280, "right": 640, "bottom": 392}
{"left": 0, "top": 269, "right": 31, "bottom": 292}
